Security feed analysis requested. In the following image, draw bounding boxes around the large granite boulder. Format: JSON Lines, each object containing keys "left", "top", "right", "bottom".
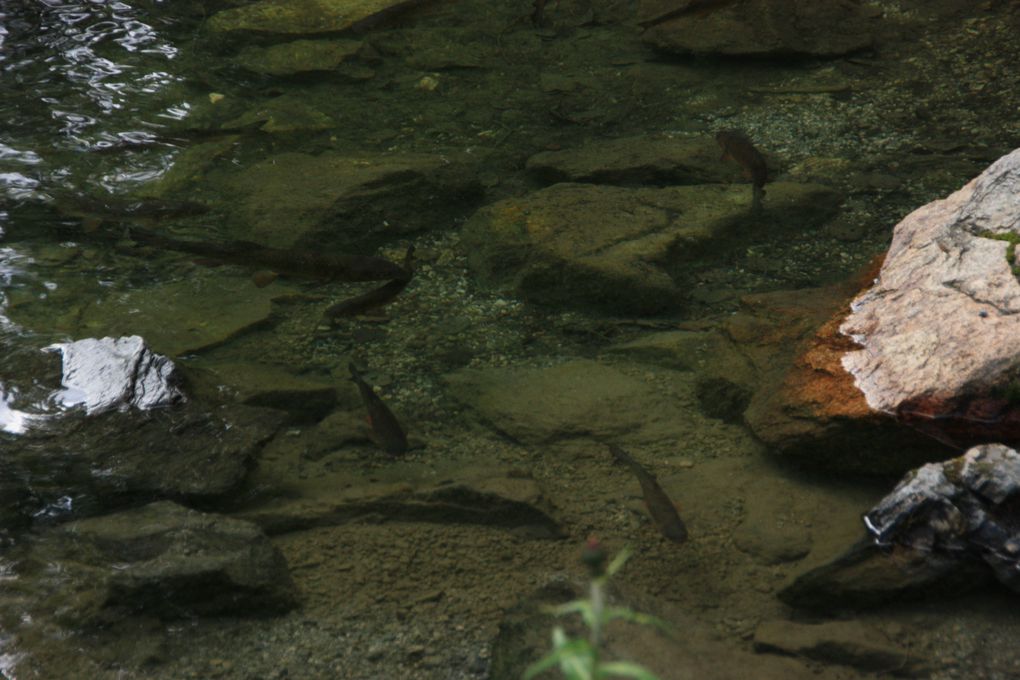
{"left": 780, "top": 444, "right": 1020, "bottom": 610}
{"left": 641, "top": 0, "right": 881, "bottom": 58}
{"left": 462, "top": 181, "right": 838, "bottom": 313}
{"left": 746, "top": 147, "right": 1020, "bottom": 473}
{"left": 2, "top": 501, "right": 296, "bottom": 628}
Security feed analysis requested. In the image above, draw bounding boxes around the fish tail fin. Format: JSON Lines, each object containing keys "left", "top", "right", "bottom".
{"left": 608, "top": 444, "right": 633, "bottom": 467}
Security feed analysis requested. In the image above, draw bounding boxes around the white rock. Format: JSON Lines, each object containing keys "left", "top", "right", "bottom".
{"left": 49, "top": 335, "right": 185, "bottom": 415}
{"left": 841, "top": 148, "right": 1020, "bottom": 413}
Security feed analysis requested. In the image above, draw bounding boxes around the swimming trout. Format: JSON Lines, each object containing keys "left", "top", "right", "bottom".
{"left": 716, "top": 129, "right": 769, "bottom": 213}
{"left": 349, "top": 363, "right": 408, "bottom": 455}
{"left": 127, "top": 226, "right": 407, "bottom": 283}
{"left": 323, "top": 245, "right": 415, "bottom": 322}
{"left": 609, "top": 444, "right": 688, "bottom": 544}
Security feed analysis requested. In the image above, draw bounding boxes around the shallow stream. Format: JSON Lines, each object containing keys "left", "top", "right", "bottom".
{"left": 2, "top": 1, "right": 1020, "bottom": 678}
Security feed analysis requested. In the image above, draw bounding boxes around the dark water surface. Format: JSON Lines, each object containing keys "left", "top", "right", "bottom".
{"left": 2, "top": 1, "right": 1020, "bottom": 678}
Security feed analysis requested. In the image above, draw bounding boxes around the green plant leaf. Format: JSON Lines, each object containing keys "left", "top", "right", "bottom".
{"left": 523, "top": 632, "right": 595, "bottom": 680}
{"left": 601, "top": 607, "right": 674, "bottom": 635}
{"left": 596, "top": 660, "right": 662, "bottom": 680}
{"left": 604, "top": 547, "right": 633, "bottom": 578}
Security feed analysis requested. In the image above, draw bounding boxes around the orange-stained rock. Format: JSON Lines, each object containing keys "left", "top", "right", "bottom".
{"left": 746, "top": 149, "right": 1020, "bottom": 475}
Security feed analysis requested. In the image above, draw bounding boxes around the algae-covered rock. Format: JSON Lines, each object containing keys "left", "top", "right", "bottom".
{"left": 77, "top": 272, "right": 295, "bottom": 358}
{"left": 6, "top": 270, "right": 296, "bottom": 359}
{"left": 223, "top": 93, "right": 336, "bottom": 133}
{"left": 462, "top": 181, "right": 839, "bottom": 313}
{"left": 220, "top": 151, "right": 480, "bottom": 249}
{"left": 184, "top": 360, "right": 337, "bottom": 423}
{"left": 525, "top": 134, "right": 747, "bottom": 186}
{"left": 642, "top": 0, "right": 880, "bottom": 57}
{"left": 6, "top": 501, "right": 296, "bottom": 627}
{"left": 234, "top": 39, "right": 364, "bottom": 76}
{"left": 11, "top": 402, "right": 284, "bottom": 508}
{"left": 442, "top": 360, "right": 690, "bottom": 445}
{"left": 208, "top": 0, "right": 429, "bottom": 35}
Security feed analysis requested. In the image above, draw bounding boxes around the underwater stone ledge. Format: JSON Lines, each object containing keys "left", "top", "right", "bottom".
{"left": 462, "top": 181, "right": 839, "bottom": 314}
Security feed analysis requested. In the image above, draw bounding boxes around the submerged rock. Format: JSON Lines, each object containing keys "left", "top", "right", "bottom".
{"left": 642, "top": 0, "right": 880, "bottom": 57}
{"left": 221, "top": 151, "right": 480, "bottom": 250}
{"left": 5, "top": 501, "right": 296, "bottom": 628}
{"left": 240, "top": 474, "right": 561, "bottom": 538}
{"left": 49, "top": 335, "right": 185, "bottom": 416}
{"left": 747, "top": 147, "right": 1020, "bottom": 472}
{"left": 753, "top": 619, "right": 928, "bottom": 676}
{"left": 184, "top": 360, "right": 337, "bottom": 424}
{"left": 462, "top": 181, "right": 838, "bottom": 313}
{"left": 208, "top": 0, "right": 429, "bottom": 35}
{"left": 525, "top": 134, "right": 746, "bottom": 186}
{"left": 12, "top": 403, "right": 284, "bottom": 513}
{"left": 443, "top": 360, "right": 691, "bottom": 445}
{"left": 234, "top": 39, "right": 364, "bottom": 76}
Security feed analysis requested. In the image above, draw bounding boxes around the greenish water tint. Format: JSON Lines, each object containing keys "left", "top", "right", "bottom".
{"left": 1, "top": 0, "right": 1020, "bottom": 678}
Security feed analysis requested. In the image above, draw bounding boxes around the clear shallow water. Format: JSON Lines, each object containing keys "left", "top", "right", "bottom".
{"left": 1, "top": 1, "right": 1020, "bottom": 678}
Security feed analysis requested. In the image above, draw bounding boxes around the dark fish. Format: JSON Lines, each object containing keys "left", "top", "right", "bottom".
{"left": 715, "top": 129, "right": 769, "bottom": 212}
{"left": 531, "top": 0, "right": 547, "bottom": 26}
{"left": 127, "top": 226, "right": 407, "bottom": 283}
{"left": 349, "top": 363, "right": 408, "bottom": 456}
{"left": 609, "top": 444, "right": 688, "bottom": 544}
{"left": 323, "top": 246, "right": 415, "bottom": 321}
{"left": 54, "top": 193, "right": 210, "bottom": 221}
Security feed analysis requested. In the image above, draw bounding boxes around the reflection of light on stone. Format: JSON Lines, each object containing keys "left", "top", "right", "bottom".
{"left": 158, "top": 104, "right": 190, "bottom": 121}
{"left": 0, "top": 173, "right": 40, "bottom": 200}
{"left": 0, "top": 144, "right": 42, "bottom": 165}
{"left": 0, "top": 386, "right": 37, "bottom": 435}
{"left": 32, "top": 495, "right": 73, "bottom": 520}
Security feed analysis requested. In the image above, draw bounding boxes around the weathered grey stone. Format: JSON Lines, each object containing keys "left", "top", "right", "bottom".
{"left": 754, "top": 620, "right": 929, "bottom": 676}
{"left": 208, "top": 0, "right": 429, "bottom": 35}
{"left": 782, "top": 444, "right": 1020, "bottom": 609}
{"left": 642, "top": 0, "right": 879, "bottom": 57}
{"left": 48, "top": 336, "right": 185, "bottom": 416}
{"left": 234, "top": 39, "right": 364, "bottom": 76}
{"left": 841, "top": 148, "right": 1020, "bottom": 414}
{"left": 221, "top": 151, "right": 480, "bottom": 250}
{"left": 866, "top": 444, "right": 1020, "bottom": 592}
{"left": 462, "top": 182, "right": 839, "bottom": 313}
{"left": 525, "top": 134, "right": 745, "bottom": 186}
{"left": 8, "top": 501, "right": 296, "bottom": 627}
{"left": 442, "top": 360, "right": 689, "bottom": 445}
